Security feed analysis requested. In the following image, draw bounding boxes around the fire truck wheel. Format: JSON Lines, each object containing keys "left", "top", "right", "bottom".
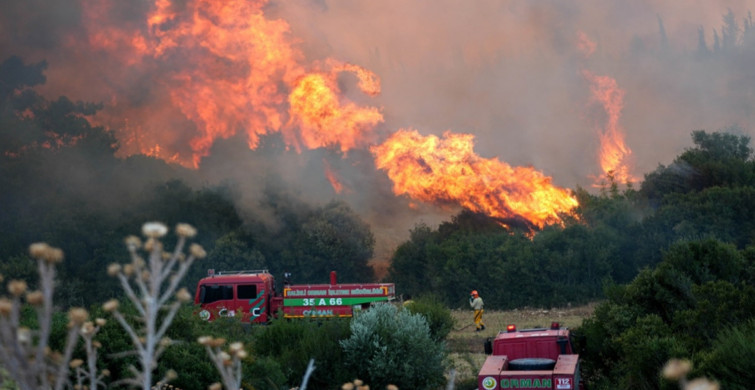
{"left": 508, "top": 358, "right": 557, "bottom": 371}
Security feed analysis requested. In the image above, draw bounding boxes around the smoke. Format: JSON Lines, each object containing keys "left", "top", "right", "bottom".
{"left": 2, "top": 0, "right": 754, "bottom": 263}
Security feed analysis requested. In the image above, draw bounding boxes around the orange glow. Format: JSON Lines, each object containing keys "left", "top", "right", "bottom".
{"left": 583, "top": 70, "right": 638, "bottom": 186}
{"left": 323, "top": 158, "right": 345, "bottom": 194}
{"left": 576, "top": 31, "right": 596, "bottom": 58}
{"left": 371, "top": 129, "right": 578, "bottom": 230}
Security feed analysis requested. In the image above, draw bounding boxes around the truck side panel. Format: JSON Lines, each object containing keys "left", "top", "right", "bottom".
{"left": 552, "top": 355, "right": 580, "bottom": 390}
{"left": 478, "top": 355, "right": 507, "bottom": 390}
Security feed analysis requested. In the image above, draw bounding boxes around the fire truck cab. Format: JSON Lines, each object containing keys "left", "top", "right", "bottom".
{"left": 194, "top": 269, "right": 276, "bottom": 323}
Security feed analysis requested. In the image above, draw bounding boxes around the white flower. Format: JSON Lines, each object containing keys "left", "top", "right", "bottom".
{"left": 142, "top": 222, "right": 168, "bottom": 238}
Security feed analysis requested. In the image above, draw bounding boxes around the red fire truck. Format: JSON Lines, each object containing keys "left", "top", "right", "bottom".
{"left": 478, "top": 323, "right": 583, "bottom": 390}
{"left": 194, "top": 269, "right": 396, "bottom": 323}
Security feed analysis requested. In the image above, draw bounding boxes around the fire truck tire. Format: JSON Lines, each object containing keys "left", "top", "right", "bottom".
{"left": 508, "top": 358, "right": 557, "bottom": 371}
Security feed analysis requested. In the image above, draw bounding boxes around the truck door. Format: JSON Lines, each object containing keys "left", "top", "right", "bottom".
{"left": 198, "top": 283, "right": 234, "bottom": 321}
{"left": 237, "top": 283, "right": 267, "bottom": 323}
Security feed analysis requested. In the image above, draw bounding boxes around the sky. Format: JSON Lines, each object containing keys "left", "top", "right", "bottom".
{"left": 2, "top": 0, "right": 754, "bottom": 264}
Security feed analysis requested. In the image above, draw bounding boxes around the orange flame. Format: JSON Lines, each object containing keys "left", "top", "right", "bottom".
{"left": 77, "top": 0, "right": 382, "bottom": 168}
{"left": 583, "top": 70, "right": 638, "bottom": 186}
{"left": 287, "top": 70, "right": 383, "bottom": 154}
{"left": 371, "top": 129, "right": 578, "bottom": 230}
{"left": 323, "top": 158, "right": 344, "bottom": 194}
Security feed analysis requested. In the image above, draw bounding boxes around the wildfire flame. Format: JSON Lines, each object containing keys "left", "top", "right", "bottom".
{"left": 323, "top": 158, "right": 345, "bottom": 194}
{"left": 78, "top": 0, "right": 382, "bottom": 167}
{"left": 71, "top": 0, "right": 582, "bottom": 230}
{"left": 371, "top": 129, "right": 578, "bottom": 230}
{"left": 583, "top": 70, "right": 638, "bottom": 186}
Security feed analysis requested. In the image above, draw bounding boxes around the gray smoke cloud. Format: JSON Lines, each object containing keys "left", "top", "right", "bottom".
{"left": 2, "top": 0, "right": 754, "bottom": 267}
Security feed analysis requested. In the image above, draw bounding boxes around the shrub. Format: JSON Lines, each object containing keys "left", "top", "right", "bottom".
{"left": 254, "top": 317, "right": 352, "bottom": 388}
{"left": 340, "top": 303, "right": 448, "bottom": 390}
{"left": 404, "top": 294, "right": 455, "bottom": 341}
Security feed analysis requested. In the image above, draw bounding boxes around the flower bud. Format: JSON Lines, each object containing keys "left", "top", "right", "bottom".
{"left": 142, "top": 222, "right": 168, "bottom": 238}
{"left": 45, "top": 247, "right": 64, "bottom": 264}
{"left": 8, "top": 280, "right": 27, "bottom": 297}
{"left": 29, "top": 242, "right": 50, "bottom": 258}
{"left": 107, "top": 263, "right": 122, "bottom": 276}
{"left": 95, "top": 318, "right": 107, "bottom": 326}
{"left": 208, "top": 383, "right": 222, "bottom": 390}
{"left": 68, "top": 307, "right": 89, "bottom": 325}
{"left": 166, "top": 369, "right": 178, "bottom": 381}
{"left": 190, "top": 243, "right": 207, "bottom": 259}
{"left": 69, "top": 359, "right": 84, "bottom": 369}
{"left": 229, "top": 342, "right": 244, "bottom": 354}
{"left": 0, "top": 298, "right": 12, "bottom": 316}
{"left": 80, "top": 321, "right": 96, "bottom": 335}
{"left": 103, "top": 299, "right": 120, "bottom": 312}
{"left": 662, "top": 359, "right": 691, "bottom": 381}
{"left": 341, "top": 384, "right": 355, "bottom": 390}
{"left": 176, "top": 223, "right": 197, "bottom": 238}
{"left": 26, "top": 291, "right": 44, "bottom": 306}
{"left": 219, "top": 351, "right": 231, "bottom": 365}
{"left": 124, "top": 235, "right": 142, "bottom": 250}
{"left": 685, "top": 378, "right": 719, "bottom": 390}
{"left": 197, "top": 336, "right": 213, "bottom": 346}
{"left": 176, "top": 288, "right": 192, "bottom": 303}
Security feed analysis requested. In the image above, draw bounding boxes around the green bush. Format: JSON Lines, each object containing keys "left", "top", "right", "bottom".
{"left": 253, "top": 317, "right": 352, "bottom": 389}
{"left": 340, "top": 303, "right": 448, "bottom": 390}
{"left": 404, "top": 294, "right": 455, "bottom": 341}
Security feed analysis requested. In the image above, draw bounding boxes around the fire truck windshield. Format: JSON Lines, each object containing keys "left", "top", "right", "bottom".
{"left": 199, "top": 284, "right": 233, "bottom": 304}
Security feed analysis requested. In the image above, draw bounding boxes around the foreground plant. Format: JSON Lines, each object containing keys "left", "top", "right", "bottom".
{"left": 104, "top": 222, "right": 205, "bottom": 390}
{"left": 662, "top": 358, "right": 719, "bottom": 390}
{"left": 198, "top": 336, "right": 248, "bottom": 390}
{"left": 0, "top": 243, "right": 89, "bottom": 390}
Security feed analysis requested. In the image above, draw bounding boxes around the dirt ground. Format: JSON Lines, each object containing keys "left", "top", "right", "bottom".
{"left": 445, "top": 303, "right": 598, "bottom": 388}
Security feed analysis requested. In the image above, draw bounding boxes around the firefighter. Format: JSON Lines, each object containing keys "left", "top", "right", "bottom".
{"left": 469, "top": 290, "right": 486, "bottom": 331}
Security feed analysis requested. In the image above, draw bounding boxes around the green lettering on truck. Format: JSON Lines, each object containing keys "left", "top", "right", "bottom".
{"left": 500, "top": 378, "right": 552, "bottom": 388}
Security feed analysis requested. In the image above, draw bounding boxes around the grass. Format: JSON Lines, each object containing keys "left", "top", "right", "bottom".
{"left": 445, "top": 302, "right": 598, "bottom": 389}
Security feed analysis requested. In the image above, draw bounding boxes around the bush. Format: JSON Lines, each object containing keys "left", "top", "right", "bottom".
{"left": 404, "top": 294, "right": 455, "bottom": 341}
{"left": 340, "top": 303, "right": 448, "bottom": 390}
{"left": 253, "top": 317, "right": 352, "bottom": 389}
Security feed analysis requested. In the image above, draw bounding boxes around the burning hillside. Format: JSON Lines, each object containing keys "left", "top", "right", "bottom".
{"left": 3, "top": 0, "right": 751, "bottom": 236}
